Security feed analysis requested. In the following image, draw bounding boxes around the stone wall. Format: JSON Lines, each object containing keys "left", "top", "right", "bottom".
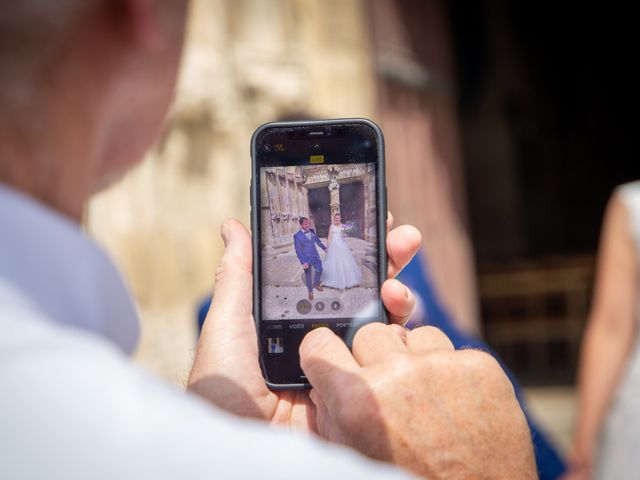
{"left": 371, "top": 0, "right": 479, "bottom": 333}
{"left": 261, "top": 163, "right": 377, "bottom": 253}
{"left": 261, "top": 167, "right": 308, "bottom": 250}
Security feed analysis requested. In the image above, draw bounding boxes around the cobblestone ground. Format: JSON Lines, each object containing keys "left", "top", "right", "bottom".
{"left": 262, "top": 284, "right": 379, "bottom": 320}
{"left": 261, "top": 236, "right": 379, "bottom": 319}
{"left": 262, "top": 237, "right": 378, "bottom": 288}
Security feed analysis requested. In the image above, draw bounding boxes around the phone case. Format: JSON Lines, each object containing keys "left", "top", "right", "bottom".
{"left": 250, "top": 118, "right": 388, "bottom": 390}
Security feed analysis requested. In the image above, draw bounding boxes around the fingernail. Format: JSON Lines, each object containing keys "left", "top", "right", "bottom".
{"left": 221, "top": 221, "right": 231, "bottom": 247}
{"left": 404, "top": 285, "right": 410, "bottom": 299}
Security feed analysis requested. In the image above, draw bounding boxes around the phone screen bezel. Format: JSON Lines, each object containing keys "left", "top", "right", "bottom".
{"left": 250, "top": 118, "right": 388, "bottom": 390}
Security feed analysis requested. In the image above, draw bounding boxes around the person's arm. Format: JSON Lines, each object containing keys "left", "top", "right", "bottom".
{"left": 188, "top": 218, "right": 418, "bottom": 430}
{"left": 326, "top": 225, "right": 332, "bottom": 250}
{"left": 314, "top": 229, "right": 327, "bottom": 250}
{"left": 567, "top": 195, "right": 638, "bottom": 478}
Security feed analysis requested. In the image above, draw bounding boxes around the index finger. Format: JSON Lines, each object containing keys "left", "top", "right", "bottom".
{"left": 387, "top": 224, "right": 422, "bottom": 278}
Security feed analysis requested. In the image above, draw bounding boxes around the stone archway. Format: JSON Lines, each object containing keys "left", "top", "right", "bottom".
{"left": 303, "top": 164, "right": 377, "bottom": 243}
{"left": 260, "top": 164, "right": 377, "bottom": 252}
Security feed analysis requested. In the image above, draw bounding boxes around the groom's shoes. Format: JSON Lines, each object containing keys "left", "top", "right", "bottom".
{"left": 315, "top": 285, "right": 324, "bottom": 292}
{"left": 308, "top": 292, "right": 314, "bottom": 301}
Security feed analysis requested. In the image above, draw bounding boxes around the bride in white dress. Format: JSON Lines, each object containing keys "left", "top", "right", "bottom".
{"left": 322, "top": 213, "right": 362, "bottom": 289}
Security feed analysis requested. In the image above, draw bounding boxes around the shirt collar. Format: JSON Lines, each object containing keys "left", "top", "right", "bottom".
{"left": 0, "top": 184, "right": 139, "bottom": 354}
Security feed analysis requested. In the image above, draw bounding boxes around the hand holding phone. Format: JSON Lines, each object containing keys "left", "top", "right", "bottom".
{"left": 186, "top": 118, "right": 536, "bottom": 477}
{"left": 187, "top": 216, "right": 421, "bottom": 428}
{"left": 187, "top": 222, "right": 537, "bottom": 479}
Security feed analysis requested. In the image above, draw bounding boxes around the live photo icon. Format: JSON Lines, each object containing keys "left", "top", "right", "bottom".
{"left": 309, "top": 155, "right": 325, "bottom": 164}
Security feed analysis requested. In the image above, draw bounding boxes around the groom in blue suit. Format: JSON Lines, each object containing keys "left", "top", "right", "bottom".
{"left": 294, "top": 217, "right": 327, "bottom": 300}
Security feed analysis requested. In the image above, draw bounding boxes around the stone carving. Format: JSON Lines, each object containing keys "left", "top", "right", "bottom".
{"left": 261, "top": 164, "right": 377, "bottom": 248}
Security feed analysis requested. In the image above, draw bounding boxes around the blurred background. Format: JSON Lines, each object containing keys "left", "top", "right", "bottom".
{"left": 86, "top": 0, "right": 638, "bottom": 456}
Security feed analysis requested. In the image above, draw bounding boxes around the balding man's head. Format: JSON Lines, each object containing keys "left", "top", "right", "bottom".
{"left": 0, "top": 1, "right": 188, "bottom": 220}
{"left": 0, "top": 1, "right": 92, "bottom": 108}
{"left": 0, "top": 1, "right": 185, "bottom": 106}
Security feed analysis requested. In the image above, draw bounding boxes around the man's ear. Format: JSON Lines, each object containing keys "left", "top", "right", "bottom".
{"left": 111, "top": 0, "right": 162, "bottom": 50}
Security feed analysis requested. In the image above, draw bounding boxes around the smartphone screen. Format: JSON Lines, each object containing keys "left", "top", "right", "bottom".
{"left": 251, "top": 119, "right": 387, "bottom": 389}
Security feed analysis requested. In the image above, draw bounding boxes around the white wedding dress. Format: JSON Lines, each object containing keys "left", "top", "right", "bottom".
{"left": 597, "top": 181, "right": 640, "bottom": 479}
{"left": 322, "top": 224, "right": 362, "bottom": 289}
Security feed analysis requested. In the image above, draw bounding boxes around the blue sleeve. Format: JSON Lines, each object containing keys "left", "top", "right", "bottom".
{"left": 313, "top": 230, "right": 326, "bottom": 250}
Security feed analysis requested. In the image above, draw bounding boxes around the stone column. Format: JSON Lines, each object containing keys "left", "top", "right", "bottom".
{"left": 328, "top": 176, "right": 340, "bottom": 219}
{"left": 266, "top": 170, "right": 274, "bottom": 243}
{"left": 303, "top": 188, "right": 311, "bottom": 224}
{"left": 295, "top": 168, "right": 305, "bottom": 225}
{"left": 290, "top": 171, "right": 298, "bottom": 231}
{"left": 366, "top": 166, "right": 377, "bottom": 242}
{"left": 287, "top": 167, "right": 298, "bottom": 236}
{"left": 268, "top": 168, "right": 283, "bottom": 244}
{"left": 329, "top": 179, "right": 340, "bottom": 218}
{"left": 260, "top": 172, "right": 272, "bottom": 247}
{"left": 299, "top": 168, "right": 310, "bottom": 222}
{"left": 275, "top": 168, "right": 285, "bottom": 240}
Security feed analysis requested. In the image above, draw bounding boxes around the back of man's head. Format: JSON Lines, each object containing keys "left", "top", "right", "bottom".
{"left": 0, "top": 1, "right": 94, "bottom": 109}
{"left": 0, "top": 1, "right": 188, "bottom": 220}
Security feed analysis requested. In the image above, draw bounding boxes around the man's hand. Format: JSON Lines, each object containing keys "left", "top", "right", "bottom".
{"left": 300, "top": 325, "right": 538, "bottom": 479}
{"left": 302, "top": 263, "right": 309, "bottom": 270}
{"left": 187, "top": 214, "right": 420, "bottom": 431}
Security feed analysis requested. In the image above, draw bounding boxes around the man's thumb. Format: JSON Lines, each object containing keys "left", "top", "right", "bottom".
{"left": 300, "top": 328, "right": 360, "bottom": 402}
{"left": 211, "top": 219, "right": 253, "bottom": 318}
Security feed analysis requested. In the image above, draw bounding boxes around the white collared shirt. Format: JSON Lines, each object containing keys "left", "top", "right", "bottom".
{"left": 0, "top": 184, "right": 139, "bottom": 353}
{"left": 0, "top": 184, "right": 411, "bottom": 479}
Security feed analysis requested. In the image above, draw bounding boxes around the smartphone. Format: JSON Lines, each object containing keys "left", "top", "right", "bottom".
{"left": 250, "top": 118, "right": 388, "bottom": 390}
